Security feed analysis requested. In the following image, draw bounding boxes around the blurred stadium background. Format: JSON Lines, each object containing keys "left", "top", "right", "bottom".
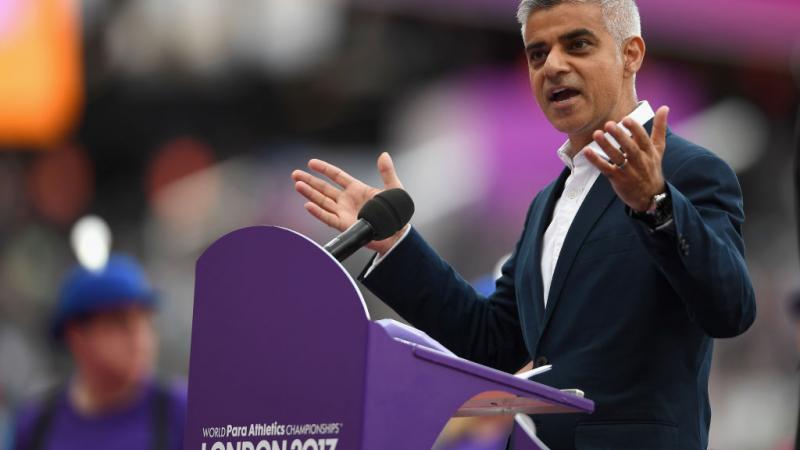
{"left": 0, "top": 0, "right": 798, "bottom": 448}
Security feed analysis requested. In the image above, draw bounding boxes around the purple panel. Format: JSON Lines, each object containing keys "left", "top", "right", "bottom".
{"left": 414, "top": 348, "right": 592, "bottom": 412}
{"left": 361, "top": 323, "right": 593, "bottom": 449}
{"left": 184, "top": 226, "right": 369, "bottom": 450}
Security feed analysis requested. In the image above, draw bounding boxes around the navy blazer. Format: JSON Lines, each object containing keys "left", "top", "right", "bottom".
{"left": 360, "top": 127, "right": 756, "bottom": 450}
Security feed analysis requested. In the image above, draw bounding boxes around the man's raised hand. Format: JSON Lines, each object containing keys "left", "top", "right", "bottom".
{"left": 584, "top": 106, "right": 670, "bottom": 212}
{"left": 291, "top": 152, "right": 407, "bottom": 255}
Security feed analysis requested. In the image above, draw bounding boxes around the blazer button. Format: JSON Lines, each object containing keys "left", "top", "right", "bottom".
{"left": 534, "top": 356, "right": 549, "bottom": 367}
{"left": 678, "top": 236, "right": 690, "bottom": 256}
{"left": 680, "top": 238, "right": 690, "bottom": 256}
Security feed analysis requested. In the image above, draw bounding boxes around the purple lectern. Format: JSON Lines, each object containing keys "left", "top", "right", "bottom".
{"left": 184, "top": 226, "right": 593, "bottom": 450}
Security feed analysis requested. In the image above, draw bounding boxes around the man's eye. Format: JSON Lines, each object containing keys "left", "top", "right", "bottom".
{"left": 530, "top": 51, "right": 547, "bottom": 62}
{"left": 571, "top": 40, "right": 590, "bottom": 50}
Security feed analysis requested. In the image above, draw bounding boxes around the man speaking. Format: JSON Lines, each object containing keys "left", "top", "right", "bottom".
{"left": 292, "top": 1, "right": 756, "bottom": 448}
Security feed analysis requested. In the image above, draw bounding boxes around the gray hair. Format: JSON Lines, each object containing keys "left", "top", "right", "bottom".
{"left": 517, "top": 0, "right": 641, "bottom": 44}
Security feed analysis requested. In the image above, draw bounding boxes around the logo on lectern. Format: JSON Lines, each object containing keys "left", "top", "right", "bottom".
{"left": 200, "top": 421, "right": 344, "bottom": 450}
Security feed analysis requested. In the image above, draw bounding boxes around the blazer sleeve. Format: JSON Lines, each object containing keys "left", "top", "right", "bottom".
{"left": 358, "top": 204, "right": 538, "bottom": 374}
{"left": 630, "top": 152, "right": 756, "bottom": 338}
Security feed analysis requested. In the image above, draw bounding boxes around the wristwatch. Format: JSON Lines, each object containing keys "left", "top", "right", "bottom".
{"left": 628, "top": 190, "right": 673, "bottom": 231}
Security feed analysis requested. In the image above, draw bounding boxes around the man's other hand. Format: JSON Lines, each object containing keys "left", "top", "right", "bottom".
{"left": 584, "top": 106, "right": 670, "bottom": 212}
{"left": 291, "top": 152, "right": 408, "bottom": 255}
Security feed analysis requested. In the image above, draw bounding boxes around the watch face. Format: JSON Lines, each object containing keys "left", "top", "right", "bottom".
{"left": 627, "top": 191, "right": 673, "bottom": 230}
{"left": 653, "top": 192, "right": 673, "bottom": 224}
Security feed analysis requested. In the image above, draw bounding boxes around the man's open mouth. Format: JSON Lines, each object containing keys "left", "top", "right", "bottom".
{"left": 549, "top": 88, "right": 581, "bottom": 103}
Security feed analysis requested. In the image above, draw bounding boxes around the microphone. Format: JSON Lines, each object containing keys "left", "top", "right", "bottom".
{"left": 323, "top": 188, "right": 415, "bottom": 262}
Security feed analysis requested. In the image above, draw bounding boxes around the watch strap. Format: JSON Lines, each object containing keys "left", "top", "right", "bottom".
{"left": 628, "top": 190, "right": 673, "bottom": 230}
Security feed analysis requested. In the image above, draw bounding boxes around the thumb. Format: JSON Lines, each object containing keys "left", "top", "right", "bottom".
{"left": 651, "top": 106, "right": 669, "bottom": 153}
{"left": 377, "top": 152, "right": 403, "bottom": 189}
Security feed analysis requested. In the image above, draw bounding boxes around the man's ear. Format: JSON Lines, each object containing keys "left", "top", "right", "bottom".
{"left": 623, "top": 36, "right": 645, "bottom": 77}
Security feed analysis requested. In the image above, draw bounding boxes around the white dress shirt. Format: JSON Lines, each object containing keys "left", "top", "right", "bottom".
{"left": 542, "top": 100, "right": 654, "bottom": 305}
{"left": 367, "top": 101, "right": 655, "bottom": 303}
{"left": 540, "top": 145, "right": 602, "bottom": 306}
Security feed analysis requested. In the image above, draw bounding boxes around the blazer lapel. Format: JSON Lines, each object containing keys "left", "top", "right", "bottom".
{"left": 532, "top": 117, "right": 658, "bottom": 337}
{"left": 525, "top": 168, "right": 570, "bottom": 322}
{"left": 540, "top": 175, "right": 617, "bottom": 333}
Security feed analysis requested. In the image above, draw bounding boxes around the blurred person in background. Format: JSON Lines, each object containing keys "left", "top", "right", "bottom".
{"left": 8, "top": 254, "right": 186, "bottom": 450}
{"left": 292, "top": 0, "right": 755, "bottom": 448}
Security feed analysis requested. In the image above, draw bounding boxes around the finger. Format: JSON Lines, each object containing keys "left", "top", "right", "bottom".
{"left": 291, "top": 169, "right": 304, "bottom": 182}
{"left": 621, "top": 117, "right": 652, "bottom": 156}
{"left": 591, "top": 129, "right": 627, "bottom": 167}
{"left": 650, "top": 106, "right": 670, "bottom": 153}
{"left": 292, "top": 169, "right": 341, "bottom": 200}
{"left": 583, "top": 146, "right": 619, "bottom": 178}
{"left": 308, "top": 159, "right": 356, "bottom": 189}
{"left": 304, "top": 202, "right": 342, "bottom": 230}
{"left": 605, "top": 122, "right": 642, "bottom": 162}
{"left": 377, "top": 152, "right": 403, "bottom": 189}
{"left": 295, "top": 181, "right": 339, "bottom": 214}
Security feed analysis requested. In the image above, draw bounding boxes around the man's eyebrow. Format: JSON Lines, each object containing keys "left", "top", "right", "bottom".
{"left": 561, "top": 28, "right": 598, "bottom": 42}
{"left": 525, "top": 41, "right": 546, "bottom": 53}
{"left": 525, "top": 28, "right": 598, "bottom": 53}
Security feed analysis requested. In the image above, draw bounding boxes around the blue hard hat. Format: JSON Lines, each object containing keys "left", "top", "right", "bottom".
{"left": 52, "top": 253, "right": 157, "bottom": 340}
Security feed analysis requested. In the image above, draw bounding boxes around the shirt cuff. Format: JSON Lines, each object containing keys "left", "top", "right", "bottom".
{"left": 363, "top": 225, "right": 412, "bottom": 278}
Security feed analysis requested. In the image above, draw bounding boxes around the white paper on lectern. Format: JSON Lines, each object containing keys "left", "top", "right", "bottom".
{"left": 515, "top": 364, "right": 552, "bottom": 380}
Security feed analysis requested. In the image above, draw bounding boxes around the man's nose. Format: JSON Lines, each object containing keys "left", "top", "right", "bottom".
{"left": 543, "top": 49, "right": 570, "bottom": 77}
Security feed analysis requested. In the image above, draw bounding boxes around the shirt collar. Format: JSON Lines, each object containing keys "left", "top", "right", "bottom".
{"left": 556, "top": 100, "right": 655, "bottom": 171}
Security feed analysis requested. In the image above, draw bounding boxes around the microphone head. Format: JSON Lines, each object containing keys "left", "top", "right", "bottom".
{"left": 358, "top": 188, "right": 415, "bottom": 240}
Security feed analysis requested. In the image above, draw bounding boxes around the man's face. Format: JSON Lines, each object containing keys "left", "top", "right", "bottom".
{"left": 524, "top": 3, "right": 629, "bottom": 140}
{"left": 67, "top": 305, "right": 156, "bottom": 388}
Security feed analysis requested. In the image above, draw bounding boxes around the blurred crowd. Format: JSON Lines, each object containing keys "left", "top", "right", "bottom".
{"left": 0, "top": 0, "right": 799, "bottom": 448}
